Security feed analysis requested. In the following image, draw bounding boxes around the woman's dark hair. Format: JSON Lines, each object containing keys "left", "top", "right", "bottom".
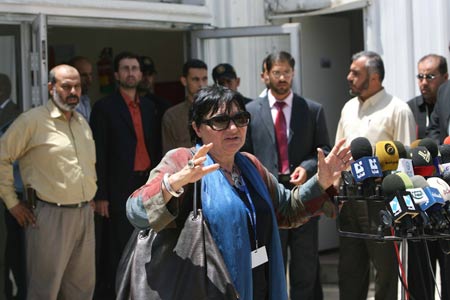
{"left": 189, "top": 84, "right": 247, "bottom": 144}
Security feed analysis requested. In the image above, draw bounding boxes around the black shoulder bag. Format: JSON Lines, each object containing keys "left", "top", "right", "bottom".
{"left": 116, "top": 180, "right": 239, "bottom": 300}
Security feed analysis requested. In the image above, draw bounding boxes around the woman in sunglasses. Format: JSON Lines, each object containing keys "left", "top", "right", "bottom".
{"left": 126, "top": 84, "right": 351, "bottom": 300}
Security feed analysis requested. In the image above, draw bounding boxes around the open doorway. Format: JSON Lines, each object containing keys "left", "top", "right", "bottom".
{"left": 47, "top": 26, "right": 188, "bottom": 105}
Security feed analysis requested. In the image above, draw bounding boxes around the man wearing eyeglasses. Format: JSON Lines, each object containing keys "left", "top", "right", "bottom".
{"left": 243, "top": 51, "right": 331, "bottom": 300}
{"left": 407, "top": 54, "right": 450, "bottom": 300}
{"left": 428, "top": 56, "right": 450, "bottom": 144}
{"left": 408, "top": 54, "right": 448, "bottom": 139}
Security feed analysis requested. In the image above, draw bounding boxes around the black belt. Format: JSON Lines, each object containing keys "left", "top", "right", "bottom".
{"left": 133, "top": 169, "right": 150, "bottom": 177}
{"left": 36, "top": 197, "right": 90, "bottom": 208}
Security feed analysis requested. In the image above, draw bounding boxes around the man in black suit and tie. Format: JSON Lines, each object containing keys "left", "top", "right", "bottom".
{"left": 243, "top": 51, "right": 331, "bottom": 300}
{"left": 90, "top": 52, "right": 161, "bottom": 299}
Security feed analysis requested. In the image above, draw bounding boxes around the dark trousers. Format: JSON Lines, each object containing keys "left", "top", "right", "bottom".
{"left": 94, "top": 172, "right": 148, "bottom": 300}
{"left": 280, "top": 217, "right": 323, "bottom": 300}
{"left": 4, "top": 208, "right": 26, "bottom": 300}
{"left": 1, "top": 202, "right": 6, "bottom": 300}
{"left": 408, "top": 239, "right": 450, "bottom": 300}
{"left": 338, "top": 200, "right": 398, "bottom": 300}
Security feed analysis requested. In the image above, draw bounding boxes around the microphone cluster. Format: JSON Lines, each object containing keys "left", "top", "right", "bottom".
{"left": 339, "top": 136, "right": 450, "bottom": 240}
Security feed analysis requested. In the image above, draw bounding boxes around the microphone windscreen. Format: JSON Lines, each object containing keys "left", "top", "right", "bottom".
{"left": 411, "top": 146, "right": 435, "bottom": 176}
{"left": 443, "top": 136, "right": 450, "bottom": 145}
{"left": 442, "top": 170, "right": 450, "bottom": 184}
{"left": 382, "top": 173, "right": 407, "bottom": 197}
{"left": 411, "top": 146, "right": 433, "bottom": 167}
{"left": 427, "top": 177, "right": 450, "bottom": 201}
{"left": 396, "top": 172, "right": 414, "bottom": 189}
{"left": 410, "top": 175, "right": 429, "bottom": 188}
{"left": 394, "top": 141, "right": 407, "bottom": 158}
{"left": 439, "top": 144, "right": 450, "bottom": 163}
{"left": 410, "top": 139, "right": 422, "bottom": 149}
{"left": 350, "top": 137, "right": 372, "bottom": 160}
{"left": 375, "top": 141, "right": 399, "bottom": 171}
{"left": 419, "top": 138, "right": 439, "bottom": 158}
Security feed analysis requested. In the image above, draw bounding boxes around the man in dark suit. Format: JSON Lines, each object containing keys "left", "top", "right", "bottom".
{"left": 407, "top": 54, "right": 450, "bottom": 300}
{"left": 408, "top": 54, "right": 448, "bottom": 139}
{"left": 0, "top": 73, "right": 23, "bottom": 300}
{"left": 428, "top": 75, "right": 450, "bottom": 144}
{"left": 90, "top": 52, "right": 161, "bottom": 299}
{"left": 243, "top": 51, "right": 331, "bottom": 300}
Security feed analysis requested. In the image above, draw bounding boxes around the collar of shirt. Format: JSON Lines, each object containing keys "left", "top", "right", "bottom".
{"left": 80, "top": 94, "right": 90, "bottom": 106}
{"left": 120, "top": 90, "right": 140, "bottom": 108}
{"left": 358, "top": 88, "right": 386, "bottom": 114}
{"left": 268, "top": 89, "right": 293, "bottom": 132}
{"left": 0, "top": 98, "right": 11, "bottom": 110}
{"left": 46, "top": 99, "right": 83, "bottom": 123}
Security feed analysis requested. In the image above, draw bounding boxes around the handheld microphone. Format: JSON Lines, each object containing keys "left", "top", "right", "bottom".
{"left": 443, "top": 136, "right": 450, "bottom": 145}
{"left": 349, "top": 137, "right": 382, "bottom": 182}
{"left": 416, "top": 177, "right": 448, "bottom": 230}
{"left": 439, "top": 144, "right": 450, "bottom": 174}
{"left": 375, "top": 141, "right": 399, "bottom": 173}
{"left": 419, "top": 138, "right": 441, "bottom": 175}
{"left": 410, "top": 146, "right": 435, "bottom": 177}
{"left": 394, "top": 141, "right": 414, "bottom": 177}
{"left": 428, "top": 178, "right": 450, "bottom": 235}
{"left": 382, "top": 173, "right": 419, "bottom": 224}
{"left": 407, "top": 175, "right": 432, "bottom": 229}
{"left": 427, "top": 177, "right": 450, "bottom": 202}
{"left": 406, "top": 175, "right": 430, "bottom": 205}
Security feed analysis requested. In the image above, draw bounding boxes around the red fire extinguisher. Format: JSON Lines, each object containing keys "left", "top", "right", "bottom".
{"left": 97, "top": 47, "right": 115, "bottom": 94}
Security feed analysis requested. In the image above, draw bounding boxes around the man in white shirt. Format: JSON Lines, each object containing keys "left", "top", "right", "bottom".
{"left": 335, "top": 51, "right": 416, "bottom": 300}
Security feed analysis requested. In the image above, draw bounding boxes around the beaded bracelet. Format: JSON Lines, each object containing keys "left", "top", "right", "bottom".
{"left": 162, "top": 173, "right": 184, "bottom": 198}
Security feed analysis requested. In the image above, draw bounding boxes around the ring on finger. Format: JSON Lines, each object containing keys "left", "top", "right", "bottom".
{"left": 187, "top": 159, "right": 195, "bottom": 169}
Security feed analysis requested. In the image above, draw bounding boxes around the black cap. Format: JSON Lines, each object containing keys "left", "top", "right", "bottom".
{"left": 140, "top": 56, "right": 156, "bottom": 74}
{"left": 212, "top": 63, "right": 237, "bottom": 83}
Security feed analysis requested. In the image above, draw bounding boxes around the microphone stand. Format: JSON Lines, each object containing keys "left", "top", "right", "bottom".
{"left": 335, "top": 195, "right": 450, "bottom": 300}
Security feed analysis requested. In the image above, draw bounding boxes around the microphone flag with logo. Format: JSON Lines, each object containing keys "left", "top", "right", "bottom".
{"left": 350, "top": 137, "right": 382, "bottom": 183}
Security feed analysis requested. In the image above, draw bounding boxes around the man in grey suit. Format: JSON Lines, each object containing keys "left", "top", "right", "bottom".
{"left": 408, "top": 53, "right": 450, "bottom": 300}
{"left": 243, "top": 51, "right": 331, "bottom": 300}
{"left": 428, "top": 75, "right": 450, "bottom": 144}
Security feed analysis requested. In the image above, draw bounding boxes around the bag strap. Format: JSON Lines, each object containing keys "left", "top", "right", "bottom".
{"left": 193, "top": 180, "right": 198, "bottom": 218}
{"left": 190, "top": 147, "right": 202, "bottom": 219}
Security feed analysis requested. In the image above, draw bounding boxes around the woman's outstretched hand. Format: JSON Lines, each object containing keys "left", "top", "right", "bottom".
{"left": 317, "top": 138, "right": 352, "bottom": 189}
{"left": 162, "top": 143, "right": 220, "bottom": 200}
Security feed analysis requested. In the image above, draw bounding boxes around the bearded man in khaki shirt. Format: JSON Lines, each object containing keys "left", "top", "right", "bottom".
{"left": 0, "top": 65, "right": 97, "bottom": 300}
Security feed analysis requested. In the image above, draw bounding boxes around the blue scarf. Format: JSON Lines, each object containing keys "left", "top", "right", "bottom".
{"left": 199, "top": 146, "right": 287, "bottom": 300}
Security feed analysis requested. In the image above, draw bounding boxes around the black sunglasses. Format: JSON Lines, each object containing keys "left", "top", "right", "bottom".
{"left": 201, "top": 111, "right": 251, "bottom": 131}
{"left": 416, "top": 73, "right": 437, "bottom": 81}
